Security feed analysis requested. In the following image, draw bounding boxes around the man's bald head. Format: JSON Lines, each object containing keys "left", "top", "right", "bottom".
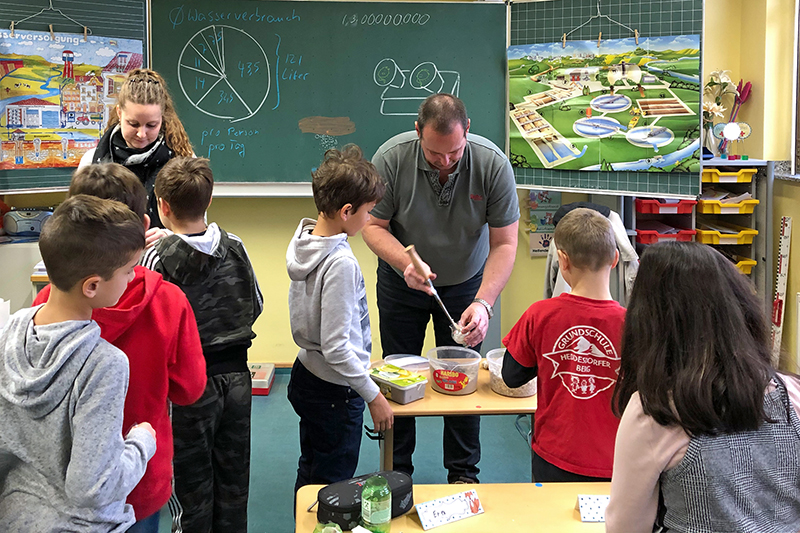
{"left": 416, "top": 93, "right": 469, "bottom": 137}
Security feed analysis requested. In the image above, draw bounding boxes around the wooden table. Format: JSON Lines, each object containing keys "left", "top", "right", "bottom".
{"left": 296, "top": 482, "right": 610, "bottom": 532}
{"left": 378, "top": 367, "right": 537, "bottom": 471}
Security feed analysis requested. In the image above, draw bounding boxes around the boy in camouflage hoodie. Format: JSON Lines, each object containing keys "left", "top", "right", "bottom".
{"left": 141, "top": 157, "right": 262, "bottom": 533}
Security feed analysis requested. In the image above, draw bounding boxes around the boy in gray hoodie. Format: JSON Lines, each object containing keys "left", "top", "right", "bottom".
{"left": 286, "top": 144, "right": 394, "bottom": 494}
{"left": 0, "top": 195, "right": 157, "bottom": 532}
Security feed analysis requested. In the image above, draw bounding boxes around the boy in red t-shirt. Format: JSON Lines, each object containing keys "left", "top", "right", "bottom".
{"left": 502, "top": 207, "right": 625, "bottom": 482}
{"left": 34, "top": 163, "right": 206, "bottom": 531}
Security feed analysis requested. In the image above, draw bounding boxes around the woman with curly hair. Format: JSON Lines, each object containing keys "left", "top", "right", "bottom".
{"left": 80, "top": 68, "right": 193, "bottom": 234}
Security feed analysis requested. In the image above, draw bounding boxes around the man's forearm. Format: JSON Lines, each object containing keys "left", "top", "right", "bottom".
{"left": 361, "top": 223, "right": 411, "bottom": 272}
{"left": 475, "top": 224, "right": 519, "bottom": 306}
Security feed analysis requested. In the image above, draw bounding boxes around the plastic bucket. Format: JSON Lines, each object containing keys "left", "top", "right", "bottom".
{"left": 426, "top": 346, "right": 481, "bottom": 395}
{"left": 486, "top": 348, "right": 536, "bottom": 398}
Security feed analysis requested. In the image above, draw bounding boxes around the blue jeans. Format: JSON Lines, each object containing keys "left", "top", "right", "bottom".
{"left": 288, "top": 359, "right": 366, "bottom": 493}
{"left": 126, "top": 511, "right": 159, "bottom": 533}
{"left": 376, "top": 260, "right": 482, "bottom": 483}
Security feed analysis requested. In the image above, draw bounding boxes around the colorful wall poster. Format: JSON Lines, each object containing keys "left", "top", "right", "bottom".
{"left": 0, "top": 30, "right": 143, "bottom": 169}
{"left": 528, "top": 189, "right": 561, "bottom": 233}
{"left": 508, "top": 35, "right": 700, "bottom": 173}
{"left": 528, "top": 189, "right": 560, "bottom": 257}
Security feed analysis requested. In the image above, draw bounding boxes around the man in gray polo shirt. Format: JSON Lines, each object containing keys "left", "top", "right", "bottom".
{"left": 362, "top": 93, "right": 519, "bottom": 483}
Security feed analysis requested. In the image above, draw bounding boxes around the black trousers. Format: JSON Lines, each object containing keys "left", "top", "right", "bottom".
{"left": 531, "top": 452, "right": 611, "bottom": 483}
{"left": 376, "top": 260, "right": 482, "bottom": 483}
{"left": 171, "top": 371, "right": 252, "bottom": 533}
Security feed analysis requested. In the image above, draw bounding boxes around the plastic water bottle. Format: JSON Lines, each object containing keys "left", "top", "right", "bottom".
{"left": 361, "top": 474, "right": 391, "bottom": 533}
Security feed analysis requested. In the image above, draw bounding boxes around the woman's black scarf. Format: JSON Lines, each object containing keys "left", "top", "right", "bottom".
{"left": 93, "top": 125, "right": 174, "bottom": 227}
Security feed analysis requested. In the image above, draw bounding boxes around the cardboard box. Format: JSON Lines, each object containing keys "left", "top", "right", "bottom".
{"left": 249, "top": 363, "right": 276, "bottom": 396}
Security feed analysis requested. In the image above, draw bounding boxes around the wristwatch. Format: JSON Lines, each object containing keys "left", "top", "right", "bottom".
{"left": 472, "top": 297, "right": 494, "bottom": 319}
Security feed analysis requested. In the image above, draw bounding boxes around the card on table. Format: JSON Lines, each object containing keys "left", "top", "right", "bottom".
{"left": 415, "top": 489, "right": 484, "bottom": 530}
{"left": 575, "top": 494, "right": 610, "bottom": 522}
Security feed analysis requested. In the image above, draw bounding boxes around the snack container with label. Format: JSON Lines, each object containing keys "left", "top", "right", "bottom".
{"left": 369, "top": 364, "right": 427, "bottom": 404}
{"left": 427, "top": 346, "right": 481, "bottom": 395}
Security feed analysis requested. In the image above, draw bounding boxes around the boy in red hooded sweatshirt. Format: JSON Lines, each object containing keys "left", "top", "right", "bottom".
{"left": 34, "top": 163, "right": 206, "bottom": 532}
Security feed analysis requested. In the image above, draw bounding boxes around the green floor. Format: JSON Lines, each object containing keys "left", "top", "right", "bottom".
{"left": 158, "top": 369, "right": 532, "bottom": 532}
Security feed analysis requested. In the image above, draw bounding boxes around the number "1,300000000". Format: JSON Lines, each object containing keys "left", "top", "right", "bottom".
{"left": 342, "top": 13, "right": 430, "bottom": 27}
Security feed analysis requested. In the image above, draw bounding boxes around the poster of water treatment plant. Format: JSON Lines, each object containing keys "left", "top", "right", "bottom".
{"left": 0, "top": 29, "right": 143, "bottom": 169}
{"left": 508, "top": 35, "right": 700, "bottom": 173}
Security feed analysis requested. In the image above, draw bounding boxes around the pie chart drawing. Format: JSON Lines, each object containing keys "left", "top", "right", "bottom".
{"left": 177, "top": 25, "right": 270, "bottom": 123}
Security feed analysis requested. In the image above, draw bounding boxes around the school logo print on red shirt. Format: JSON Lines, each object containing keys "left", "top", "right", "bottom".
{"left": 542, "top": 326, "right": 620, "bottom": 400}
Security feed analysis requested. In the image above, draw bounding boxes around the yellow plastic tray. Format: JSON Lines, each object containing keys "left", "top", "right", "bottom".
{"left": 701, "top": 168, "right": 757, "bottom": 183}
{"left": 695, "top": 224, "right": 758, "bottom": 245}
{"left": 735, "top": 259, "right": 757, "bottom": 275}
{"left": 697, "top": 199, "right": 759, "bottom": 214}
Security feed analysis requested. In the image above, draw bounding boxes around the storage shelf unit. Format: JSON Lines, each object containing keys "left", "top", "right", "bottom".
{"left": 634, "top": 199, "right": 697, "bottom": 248}
{"left": 699, "top": 159, "right": 773, "bottom": 307}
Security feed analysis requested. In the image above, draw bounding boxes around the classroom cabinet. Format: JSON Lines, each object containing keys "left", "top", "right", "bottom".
{"left": 634, "top": 199, "right": 696, "bottom": 246}
{"left": 697, "top": 164, "right": 760, "bottom": 275}
{"left": 543, "top": 170, "right": 773, "bottom": 310}
{"left": 696, "top": 160, "right": 774, "bottom": 306}
{"left": 628, "top": 161, "right": 771, "bottom": 296}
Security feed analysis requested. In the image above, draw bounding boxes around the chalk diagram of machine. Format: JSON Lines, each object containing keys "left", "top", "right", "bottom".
{"left": 373, "top": 58, "right": 460, "bottom": 116}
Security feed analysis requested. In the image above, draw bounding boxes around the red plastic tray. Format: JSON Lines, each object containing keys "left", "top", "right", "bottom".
{"left": 635, "top": 199, "right": 697, "bottom": 214}
{"left": 636, "top": 228, "right": 696, "bottom": 244}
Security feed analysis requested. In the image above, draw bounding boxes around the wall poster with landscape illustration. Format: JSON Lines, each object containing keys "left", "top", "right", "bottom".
{"left": 0, "top": 29, "right": 143, "bottom": 169}
{"left": 508, "top": 35, "right": 700, "bottom": 173}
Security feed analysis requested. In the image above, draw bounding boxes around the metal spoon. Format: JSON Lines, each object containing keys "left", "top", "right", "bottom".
{"left": 405, "top": 245, "right": 466, "bottom": 344}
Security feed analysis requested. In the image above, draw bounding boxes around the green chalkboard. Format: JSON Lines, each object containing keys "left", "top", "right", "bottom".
{"left": 150, "top": 0, "right": 507, "bottom": 185}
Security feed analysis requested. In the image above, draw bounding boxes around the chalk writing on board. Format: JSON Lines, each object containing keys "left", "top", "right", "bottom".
{"left": 200, "top": 126, "right": 259, "bottom": 159}
{"left": 280, "top": 53, "right": 309, "bottom": 81}
{"left": 373, "top": 58, "right": 460, "bottom": 116}
{"left": 341, "top": 12, "right": 430, "bottom": 27}
{"left": 177, "top": 25, "right": 270, "bottom": 123}
{"left": 271, "top": 34, "right": 309, "bottom": 111}
{"left": 168, "top": 5, "right": 300, "bottom": 29}
{"left": 272, "top": 34, "right": 282, "bottom": 110}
